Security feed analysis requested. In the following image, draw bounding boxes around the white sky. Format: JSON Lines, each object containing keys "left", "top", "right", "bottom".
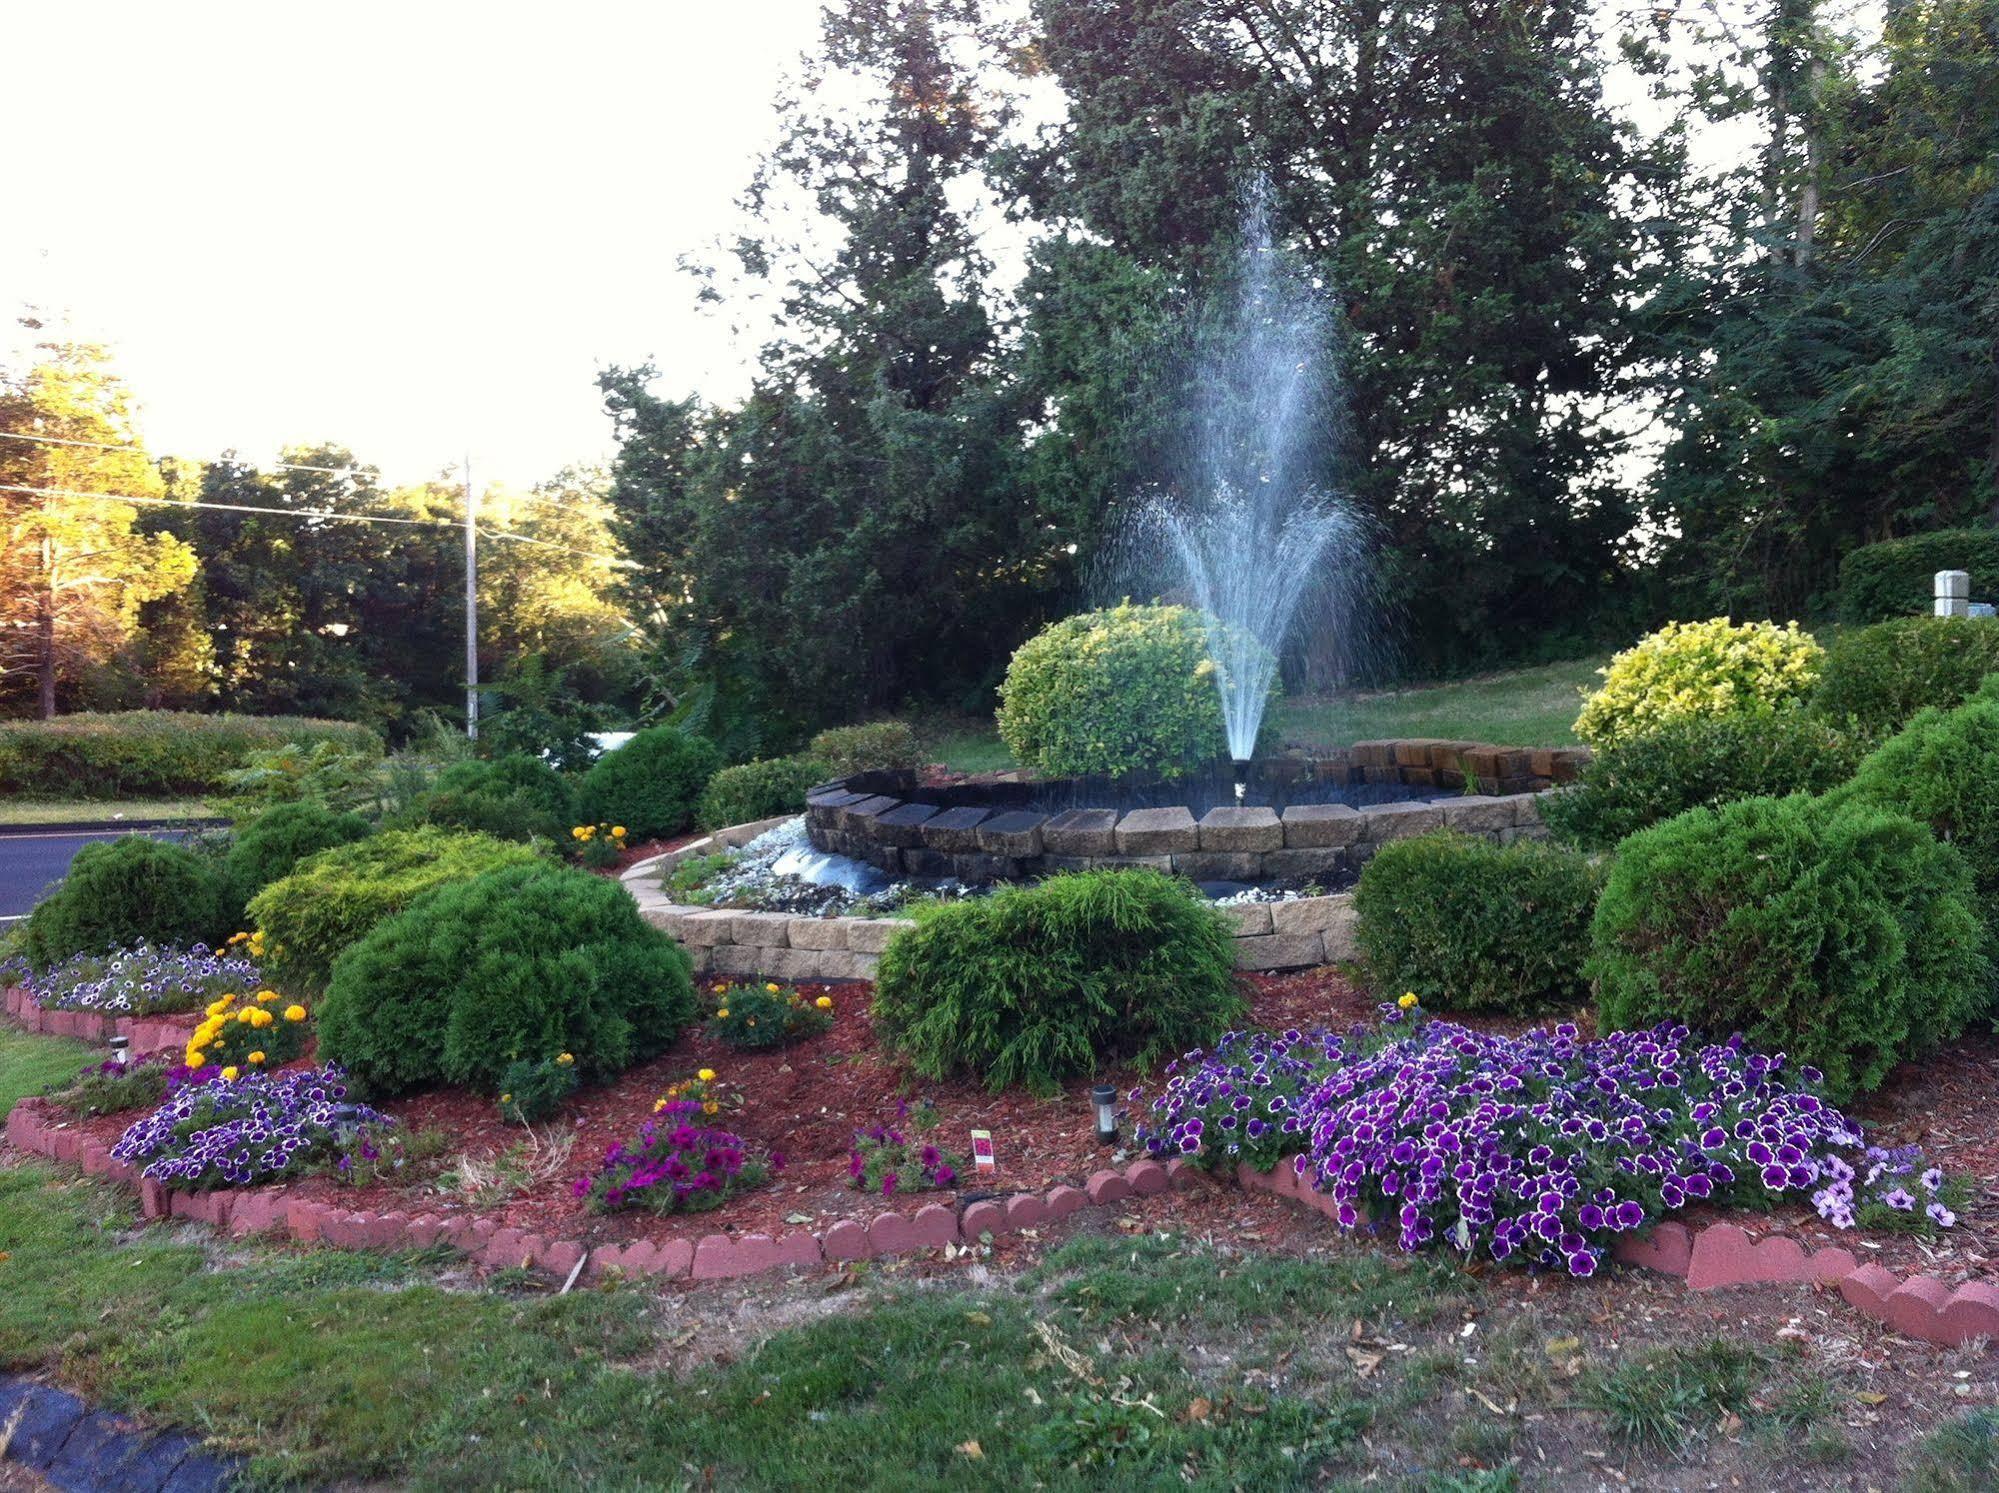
{"left": 3, "top": 0, "right": 827, "bottom": 485}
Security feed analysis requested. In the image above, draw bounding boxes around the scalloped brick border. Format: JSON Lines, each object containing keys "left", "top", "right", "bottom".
{"left": 2, "top": 983, "right": 191, "bottom": 1055}
{"left": 1233, "top": 1157, "right": 1999, "bottom": 1350}
{"left": 3, "top": 1092, "right": 1202, "bottom": 1288}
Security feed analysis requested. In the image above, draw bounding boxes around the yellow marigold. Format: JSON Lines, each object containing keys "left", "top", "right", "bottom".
{"left": 556, "top": 1052, "right": 574, "bottom": 1066}
{"left": 764, "top": 982, "right": 780, "bottom": 993}
{"left": 815, "top": 996, "right": 833, "bottom": 1010}
{"left": 697, "top": 1068, "right": 716, "bottom": 1082}
{"left": 255, "top": 989, "right": 278, "bottom": 1004}
{"left": 611, "top": 826, "right": 627, "bottom": 839}
{"left": 248, "top": 1051, "right": 266, "bottom": 1064}
{"left": 715, "top": 1008, "right": 728, "bottom": 1019}
{"left": 221, "top": 1066, "right": 239, "bottom": 1081}
{"left": 703, "top": 1101, "right": 718, "bottom": 1115}
{"left": 284, "top": 1004, "right": 307, "bottom": 1023}
{"left": 571, "top": 825, "right": 589, "bottom": 840}
{"left": 205, "top": 999, "right": 229, "bottom": 1018}
{"left": 184, "top": 1051, "right": 206, "bottom": 1069}
{"left": 1399, "top": 992, "right": 1420, "bottom": 1010}
{"left": 652, "top": 1097, "right": 669, "bottom": 1113}
{"left": 501, "top": 1093, "right": 513, "bottom": 1105}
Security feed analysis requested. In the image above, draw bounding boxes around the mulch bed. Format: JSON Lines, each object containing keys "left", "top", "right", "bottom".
{"left": 42, "top": 968, "right": 1999, "bottom": 1283}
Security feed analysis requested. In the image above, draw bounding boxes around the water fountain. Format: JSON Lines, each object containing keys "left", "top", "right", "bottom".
{"left": 1126, "top": 182, "right": 1371, "bottom": 772}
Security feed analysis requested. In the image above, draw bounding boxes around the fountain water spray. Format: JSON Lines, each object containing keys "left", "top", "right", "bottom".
{"left": 1121, "top": 183, "right": 1372, "bottom": 764}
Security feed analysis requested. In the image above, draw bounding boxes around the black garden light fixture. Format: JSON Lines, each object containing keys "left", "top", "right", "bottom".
{"left": 1091, "top": 1084, "right": 1118, "bottom": 1147}
{"left": 107, "top": 1035, "right": 129, "bottom": 1069}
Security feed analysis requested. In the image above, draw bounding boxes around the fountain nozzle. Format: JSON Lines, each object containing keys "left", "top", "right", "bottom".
{"left": 1231, "top": 758, "right": 1250, "bottom": 806}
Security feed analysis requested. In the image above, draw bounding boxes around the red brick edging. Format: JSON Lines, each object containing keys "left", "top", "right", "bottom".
{"left": 1235, "top": 1158, "right": 1999, "bottom": 1350}
{"left": 12, "top": 979, "right": 1998, "bottom": 1334}
{"left": 2, "top": 984, "right": 192, "bottom": 1057}
{"left": 2, "top": 1092, "right": 1197, "bottom": 1285}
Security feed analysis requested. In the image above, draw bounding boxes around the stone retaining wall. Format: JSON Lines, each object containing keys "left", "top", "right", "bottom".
{"left": 806, "top": 740, "right": 1571, "bottom": 887}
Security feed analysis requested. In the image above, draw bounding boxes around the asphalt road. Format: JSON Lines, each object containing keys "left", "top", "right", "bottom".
{"left": 0, "top": 829, "right": 194, "bottom": 922}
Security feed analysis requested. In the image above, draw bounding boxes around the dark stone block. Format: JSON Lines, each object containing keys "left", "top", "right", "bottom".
{"left": 805, "top": 788, "right": 864, "bottom": 809}
{"left": 976, "top": 810, "right": 1046, "bottom": 858}
{"left": 873, "top": 801, "right": 939, "bottom": 848}
{"left": 899, "top": 848, "right": 958, "bottom": 878}
{"left": 1262, "top": 847, "right": 1348, "bottom": 880}
{"left": 836, "top": 794, "right": 900, "bottom": 831}
{"left": 4, "top": 1381, "right": 87, "bottom": 1468}
{"left": 860, "top": 842, "right": 902, "bottom": 874}
{"left": 1034, "top": 854, "right": 1093, "bottom": 875}
{"left": 1173, "top": 851, "right": 1267, "bottom": 881}
{"left": 948, "top": 853, "right": 1021, "bottom": 883}
{"left": 917, "top": 805, "right": 989, "bottom": 852}
{"left": 1042, "top": 808, "right": 1118, "bottom": 856}
{"left": 48, "top": 1410, "right": 175, "bottom": 1493}
{"left": 160, "top": 1447, "right": 239, "bottom": 1493}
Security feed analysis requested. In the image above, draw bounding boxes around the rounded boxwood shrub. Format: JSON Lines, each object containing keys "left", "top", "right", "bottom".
{"left": 1837, "top": 528, "right": 1999, "bottom": 625}
{"left": 807, "top": 721, "right": 921, "bottom": 777}
{"left": 996, "top": 603, "right": 1270, "bottom": 779}
{"left": 317, "top": 862, "right": 696, "bottom": 1097}
{"left": 1541, "top": 711, "right": 1866, "bottom": 851}
{"left": 1811, "top": 616, "right": 1999, "bottom": 737}
{"left": 246, "top": 828, "right": 543, "bottom": 996}
{"left": 577, "top": 726, "right": 722, "bottom": 841}
{"left": 1354, "top": 831, "right": 1600, "bottom": 1014}
{"left": 872, "top": 867, "right": 1244, "bottom": 1092}
{"left": 391, "top": 753, "right": 577, "bottom": 843}
{"left": 1838, "top": 696, "right": 1999, "bottom": 924}
{"left": 1590, "top": 794, "right": 1987, "bottom": 1098}
{"left": 222, "top": 801, "right": 373, "bottom": 921}
{"left": 697, "top": 754, "right": 830, "bottom": 830}
{"left": 21, "top": 836, "right": 224, "bottom": 967}
{"left": 1573, "top": 617, "right": 1824, "bottom": 749}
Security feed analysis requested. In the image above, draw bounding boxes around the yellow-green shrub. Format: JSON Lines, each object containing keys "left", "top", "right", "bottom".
{"left": 1574, "top": 618, "right": 1824, "bottom": 748}
{"left": 996, "top": 603, "right": 1266, "bottom": 779}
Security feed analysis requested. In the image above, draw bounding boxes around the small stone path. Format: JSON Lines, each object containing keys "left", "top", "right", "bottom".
{"left": 0, "top": 1376, "right": 237, "bottom": 1492}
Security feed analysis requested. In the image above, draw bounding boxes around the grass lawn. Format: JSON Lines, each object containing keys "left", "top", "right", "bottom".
{"left": 919, "top": 656, "right": 1605, "bottom": 773}
{"left": 1, "top": 1027, "right": 1992, "bottom": 1490}
{"left": 0, "top": 1024, "right": 95, "bottom": 1119}
{"left": 0, "top": 797, "right": 214, "bottom": 827}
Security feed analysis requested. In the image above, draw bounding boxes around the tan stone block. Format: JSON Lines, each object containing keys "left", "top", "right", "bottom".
{"left": 1220, "top": 902, "right": 1273, "bottom": 936}
{"left": 1282, "top": 803, "right": 1362, "bottom": 848}
{"left": 1231, "top": 932, "right": 1326, "bottom": 971}
{"left": 787, "top": 918, "right": 849, "bottom": 951}
{"left": 1197, "top": 806, "right": 1283, "bottom": 852}
{"left": 846, "top": 918, "right": 914, "bottom": 955}
{"left": 1442, "top": 795, "right": 1516, "bottom": 834}
{"left": 678, "top": 910, "right": 736, "bottom": 947}
{"left": 1269, "top": 893, "right": 1355, "bottom": 938}
{"left": 1115, "top": 807, "right": 1199, "bottom": 855}
{"left": 728, "top": 912, "right": 792, "bottom": 948}
{"left": 1359, "top": 802, "right": 1445, "bottom": 840}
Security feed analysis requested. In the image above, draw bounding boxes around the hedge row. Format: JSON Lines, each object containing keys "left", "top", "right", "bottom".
{"left": 0, "top": 712, "right": 381, "bottom": 798}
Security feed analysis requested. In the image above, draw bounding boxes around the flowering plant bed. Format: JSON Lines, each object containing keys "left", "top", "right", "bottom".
{"left": 8, "top": 942, "right": 264, "bottom": 1017}
{"left": 112, "top": 1063, "right": 394, "bottom": 1189}
{"left": 1140, "top": 998, "right": 1978, "bottom": 1279}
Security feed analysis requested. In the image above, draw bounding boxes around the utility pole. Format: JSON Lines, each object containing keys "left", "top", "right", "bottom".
{"left": 464, "top": 454, "right": 479, "bottom": 741}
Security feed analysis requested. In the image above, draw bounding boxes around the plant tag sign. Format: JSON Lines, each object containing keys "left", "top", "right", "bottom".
{"left": 969, "top": 1129, "right": 996, "bottom": 1173}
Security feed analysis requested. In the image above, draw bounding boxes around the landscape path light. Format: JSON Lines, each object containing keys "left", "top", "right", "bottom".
{"left": 1092, "top": 1083, "right": 1118, "bottom": 1146}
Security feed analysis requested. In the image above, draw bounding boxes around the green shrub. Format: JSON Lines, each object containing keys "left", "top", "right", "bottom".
{"left": 1573, "top": 617, "right": 1824, "bottom": 749}
{"left": 872, "top": 867, "right": 1243, "bottom": 1092}
{"left": 807, "top": 721, "right": 922, "bottom": 778}
{"left": 1811, "top": 616, "right": 1999, "bottom": 737}
{"left": 390, "top": 754, "right": 577, "bottom": 843}
{"left": 20, "top": 836, "right": 224, "bottom": 967}
{"left": 997, "top": 603, "right": 1272, "bottom": 779}
{"left": 1838, "top": 697, "right": 1999, "bottom": 928}
{"left": 697, "top": 755, "right": 831, "bottom": 830}
{"left": 1541, "top": 712, "right": 1866, "bottom": 851}
{"left": 1354, "top": 832, "right": 1600, "bottom": 1014}
{"left": 577, "top": 726, "right": 722, "bottom": 841}
{"left": 0, "top": 711, "right": 381, "bottom": 799}
{"left": 1590, "top": 794, "right": 1987, "bottom": 1098}
{"left": 1837, "top": 528, "right": 1999, "bottom": 625}
{"left": 317, "top": 862, "right": 695, "bottom": 1096}
{"left": 247, "top": 828, "right": 543, "bottom": 997}
{"left": 215, "top": 741, "right": 385, "bottom": 819}
{"left": 221, "top": 801, "right": 373, "bottom": 921}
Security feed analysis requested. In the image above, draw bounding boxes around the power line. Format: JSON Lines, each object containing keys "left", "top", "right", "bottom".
{"left": 2, "top": 481, "right": 635, "bottom": 564}
{"left": 0, "top": 427, "right": 369, "bottom": 478}
{"left": 476, "top": 525, "right": 636, "bottom": 568}
{"left": 0, "top": 481, "right": 456, "bottom": 527}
